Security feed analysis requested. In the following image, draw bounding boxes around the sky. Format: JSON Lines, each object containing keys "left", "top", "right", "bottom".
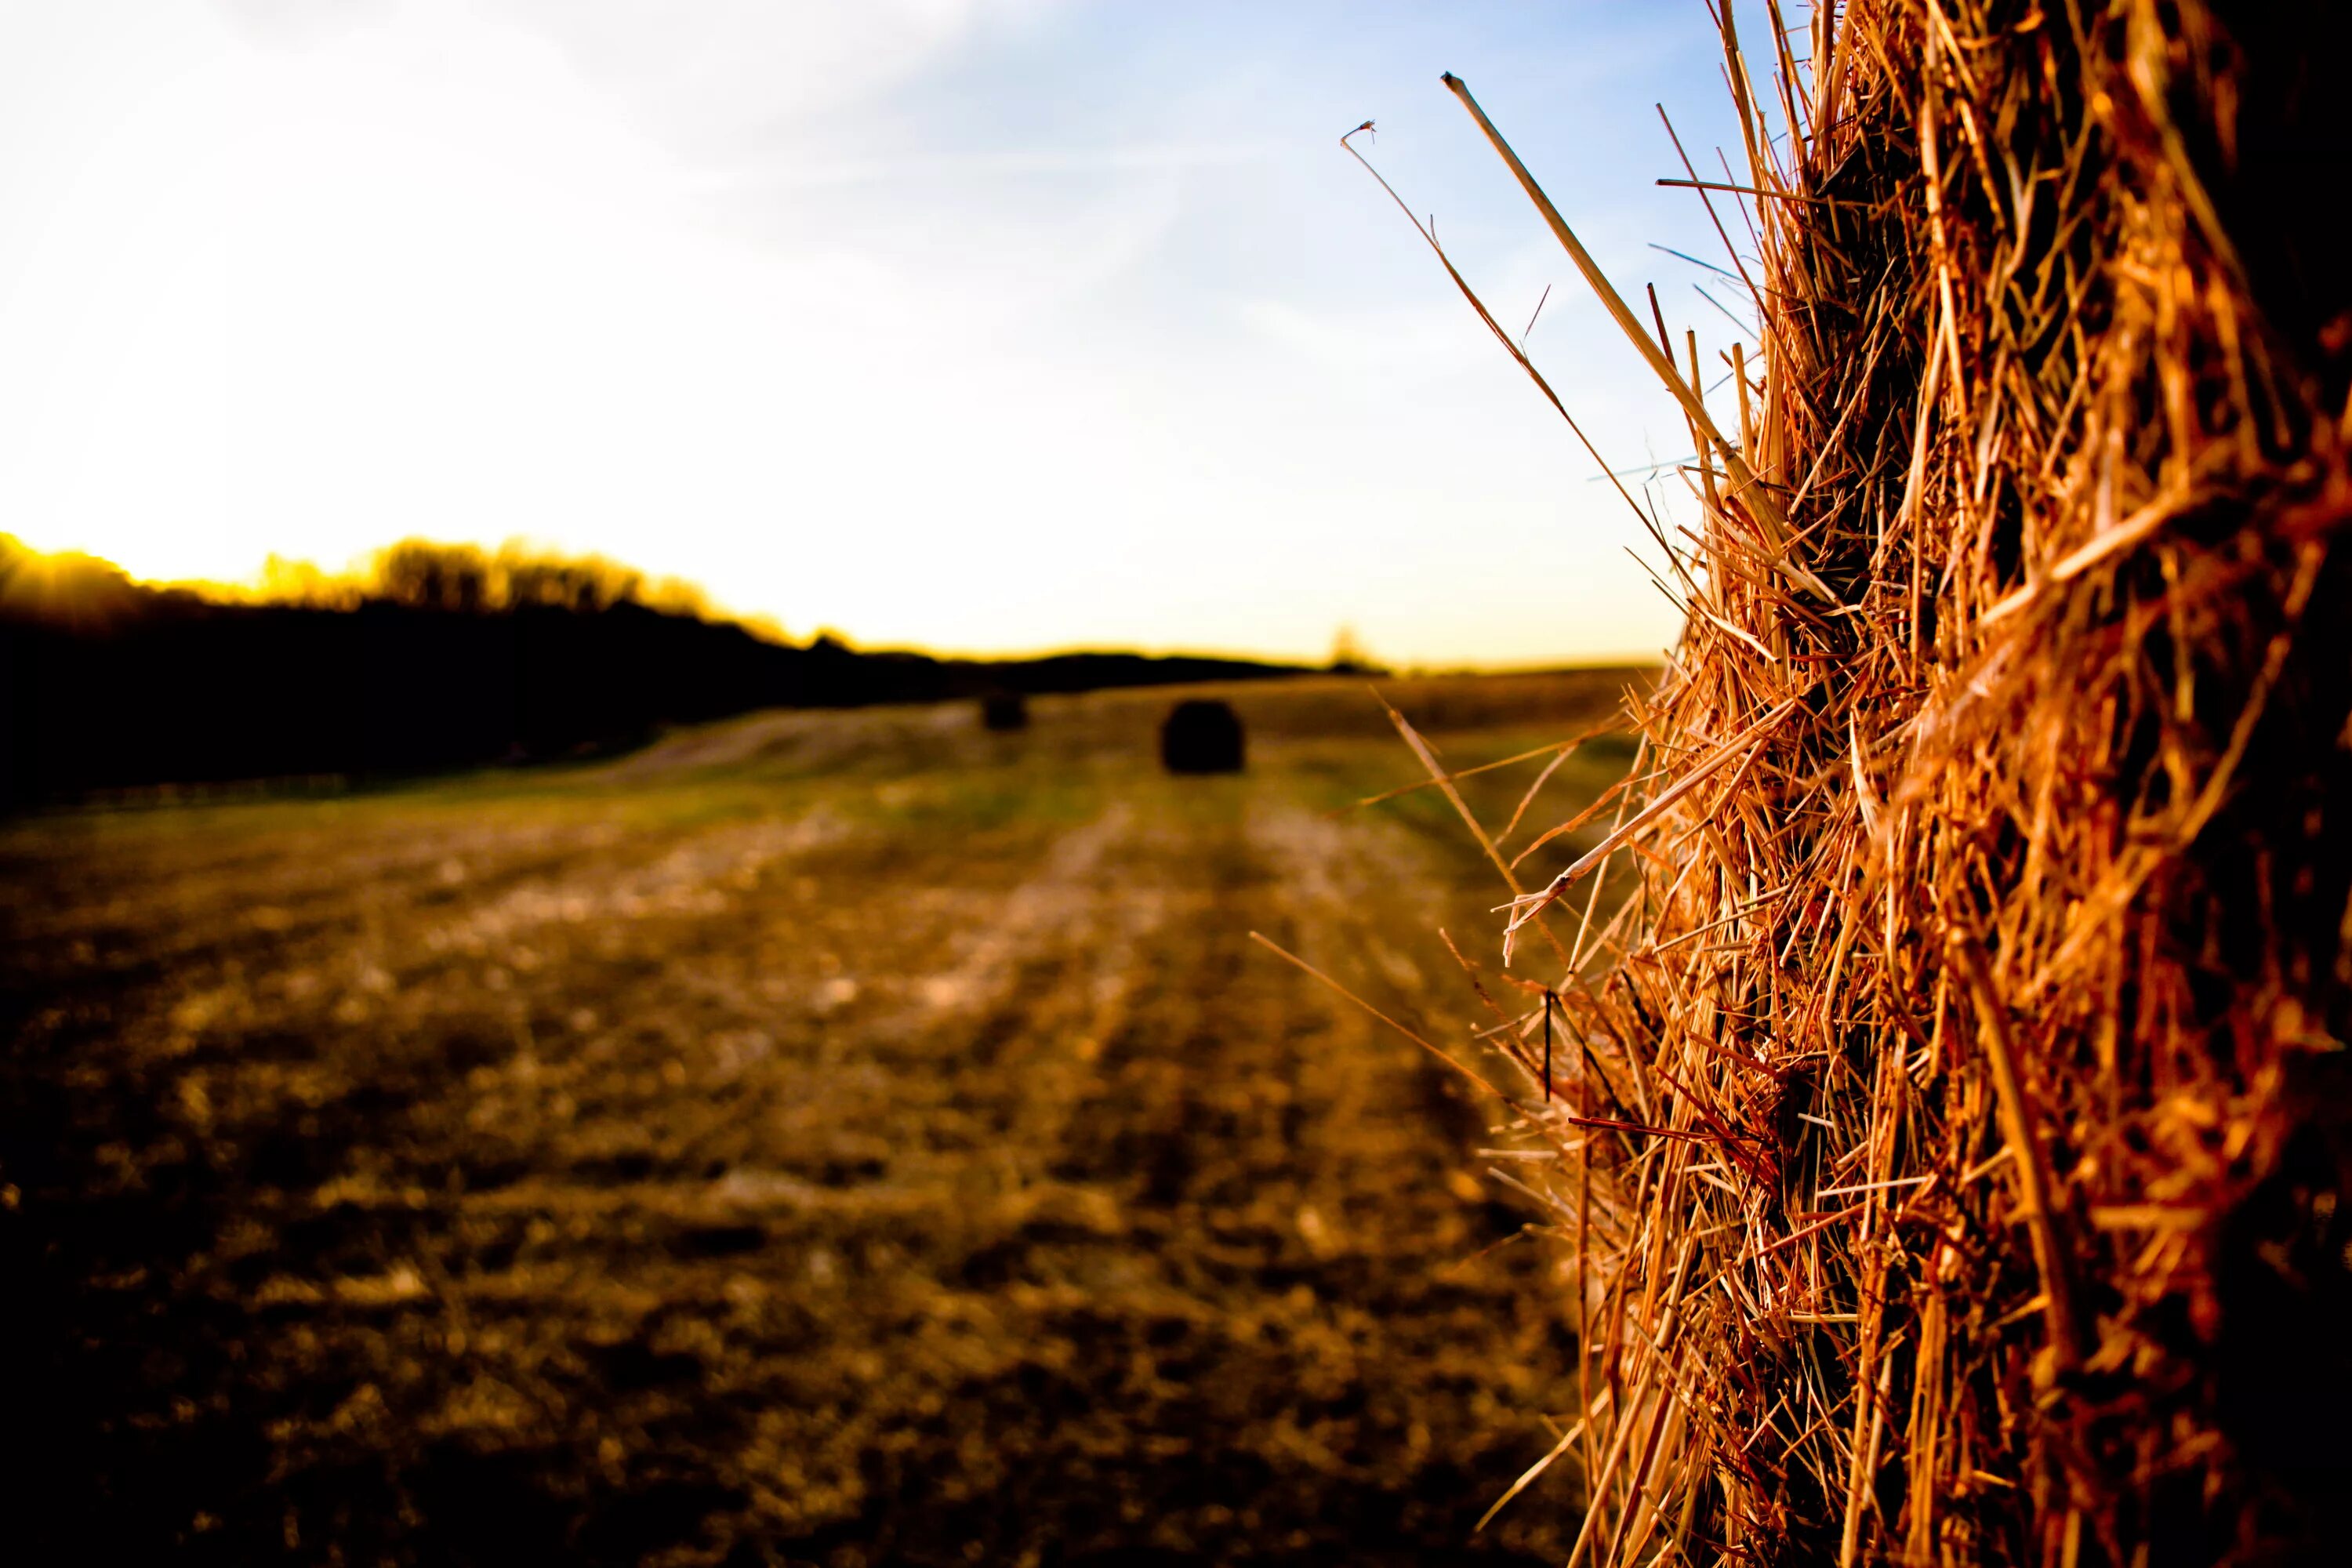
{"left": 0, "top": 2, "right": 1769, "bottom": 666}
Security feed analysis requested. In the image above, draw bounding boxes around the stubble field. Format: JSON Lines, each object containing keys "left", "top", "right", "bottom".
{"left": 0, "top": 670, "right": 1641, "bottom": 1567}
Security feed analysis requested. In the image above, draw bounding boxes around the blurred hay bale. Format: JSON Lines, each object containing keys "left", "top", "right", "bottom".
{"left": 1160, "top": 699, "right": 1245, "bottom": 774}
{"left": 979, "top": 691, "right": 1029, "bottom": 732}
{"left": 1425, "top": 2, "right": 2352, "bottom": 1561}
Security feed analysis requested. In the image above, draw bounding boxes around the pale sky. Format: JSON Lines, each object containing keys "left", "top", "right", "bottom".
{"left": 0, "top": 2, "right": 1762, "bottom": 666}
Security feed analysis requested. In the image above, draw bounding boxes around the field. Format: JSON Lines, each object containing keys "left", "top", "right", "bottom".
{"left": 0, "top": 670, "right": 1642, "bottom": 1566}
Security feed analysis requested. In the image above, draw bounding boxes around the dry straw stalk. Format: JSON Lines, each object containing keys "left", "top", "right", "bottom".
{"left": 1377, "top": 2, "right": 2352, "bottom": 1562}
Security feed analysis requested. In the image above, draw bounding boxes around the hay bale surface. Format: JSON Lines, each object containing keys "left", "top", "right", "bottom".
{"left": 1160, "top": 699, "right": 1244, "bottom": 774}
{"left": 1406, "top": 4, "right": 2352, "bottom": 1562}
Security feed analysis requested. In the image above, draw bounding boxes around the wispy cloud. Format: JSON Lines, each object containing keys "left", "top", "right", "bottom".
{"left": 708, "top": 140, "right": 1277, "bottom": 193}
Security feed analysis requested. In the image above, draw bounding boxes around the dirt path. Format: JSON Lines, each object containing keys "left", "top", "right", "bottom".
{"left": 0, "top": 677, "right": 1628, "bottom": 1566}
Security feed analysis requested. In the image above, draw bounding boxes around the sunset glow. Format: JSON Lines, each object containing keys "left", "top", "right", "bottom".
{"left": 0, "top": 2, "right": 1748, "bottom": 664}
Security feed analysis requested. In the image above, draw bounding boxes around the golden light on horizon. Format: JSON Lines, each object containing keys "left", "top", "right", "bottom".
{"left": 0, "top": 2, "right": 1748, "bottom": 667}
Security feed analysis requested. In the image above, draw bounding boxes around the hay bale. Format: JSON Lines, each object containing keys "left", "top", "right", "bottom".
{"left": 1160, "top": 699, "right": 1243, "bottom": 774}
{"left": 1393, "top": 4, "right": 2352, "bottom": 1560}
{"left": 978, "top": 691, "right": 1028, "bottom": 732}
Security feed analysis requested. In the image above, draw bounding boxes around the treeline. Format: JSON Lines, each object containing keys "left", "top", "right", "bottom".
{"left": 0, "top": 538, "right": 1306, "bottom": 805}
{"left": 241, "top": 539, "right": 736, "bottom": 623}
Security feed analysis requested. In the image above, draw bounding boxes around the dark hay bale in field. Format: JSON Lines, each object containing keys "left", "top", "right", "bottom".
{"left": 979, "top": 691, "right": 1028, "bottom": 731}
{"left": 1160, "top": 699, "right": 1243, "bottom": 774}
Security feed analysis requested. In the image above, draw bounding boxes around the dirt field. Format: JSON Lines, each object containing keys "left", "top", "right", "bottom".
{"left": 0, "top": 670, "right": 1642, "bottom": 1567}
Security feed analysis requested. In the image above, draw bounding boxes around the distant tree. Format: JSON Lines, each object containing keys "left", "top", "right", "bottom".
{"left": 256, "top": 554, "right": 361, "bottom": 610}
{"left": 1327, "top": 625, "right": 1381, "bottom": 674}
{"left": 371, "top": 540, "right": 495, "bottom": 612}
{"left": 640, "top": 575, "right": 713, "bottom": 619}
{"left": 0, "top": 535, "right": 147, "bottom": 630}
{"left": 498, "top": 542, "right": 647, "bottom": 613}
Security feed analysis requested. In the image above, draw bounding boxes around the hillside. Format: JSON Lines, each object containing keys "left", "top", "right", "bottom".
{"left": 0, "top": 539, "right": 1311, "bottom": 804}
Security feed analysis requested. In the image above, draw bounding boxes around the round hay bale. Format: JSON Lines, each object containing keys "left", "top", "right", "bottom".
{"left": 1160, "top": 699, "right": 1243, "bottom": 774}
{"left": 1388, "top": 8, "right": 2352, "bottom": 1561}
{"left": 978, "top": 691, "right": 1028, "bottom": 732}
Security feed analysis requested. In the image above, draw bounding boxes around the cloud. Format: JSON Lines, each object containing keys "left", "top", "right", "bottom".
{"left": 481, "top": 0, "right": 1054, "bottom": 154}
{"left": 201, "top": 0, "right": 1188, "bottom": 328}
{"left": 209, "top": 0, "right": 1063, "bottom": 155}
{"left": 708, "top": 140, "right": 1276, "bottom": 193}
{"left": 207, "top": 0, "right": 399, "bottom": 47}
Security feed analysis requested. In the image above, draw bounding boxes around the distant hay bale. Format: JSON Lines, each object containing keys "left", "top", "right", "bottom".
{"left": 1380, "top": 2, "right": 2352, "bottom": 1562}
{"left": 979, "top": 691, "right": 1029, "bottom": 731}
{"left": 1160, "top": 699, "right": 1244, "bottom": 774}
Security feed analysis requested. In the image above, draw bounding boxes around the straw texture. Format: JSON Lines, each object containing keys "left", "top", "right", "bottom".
{"left": 1425, "top": 3, "right": 2352, "bottom": 1561}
